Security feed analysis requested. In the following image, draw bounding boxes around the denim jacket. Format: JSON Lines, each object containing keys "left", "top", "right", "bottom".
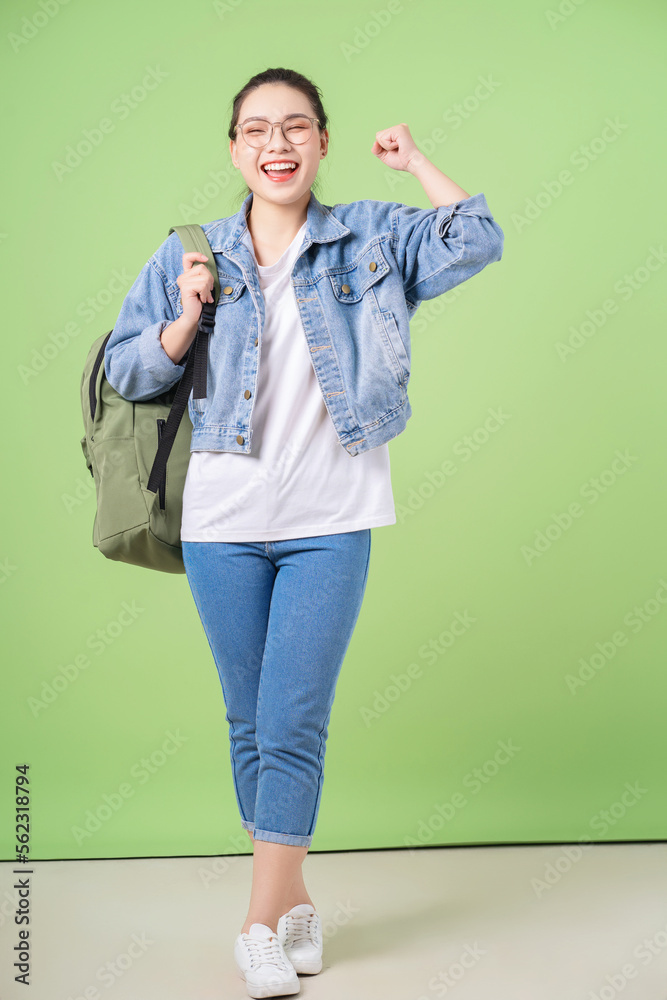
{"left": 104, "top": 189, "right": 504, "bottom": 457}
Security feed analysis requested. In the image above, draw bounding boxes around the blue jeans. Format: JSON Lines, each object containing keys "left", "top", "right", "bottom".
{"left": 181, "top": 530, "right": 371, "bottom": 847}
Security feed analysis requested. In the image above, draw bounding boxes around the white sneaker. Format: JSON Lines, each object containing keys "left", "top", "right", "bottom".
{"left": 277, "top": 903, "right": 323, "bottom": 975}
{"left": 234, "top": 922, "right": 300, "bottom": 998}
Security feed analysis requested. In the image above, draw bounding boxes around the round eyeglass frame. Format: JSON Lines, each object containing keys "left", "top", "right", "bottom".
{"left": 234, "top": 114, "right": 322, "bottom": 147}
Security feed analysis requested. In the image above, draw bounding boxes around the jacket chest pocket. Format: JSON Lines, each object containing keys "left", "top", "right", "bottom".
{"left": 328, "top": 243, "right": 390, "bottom": 302}
{"left": 215, "top": 274, "right": 246, "bottom": 307}
{"left": 328, "top": 244, "right": 409, "bottom": 385}
{"left": 168, "top": 272, "right": 246, "bottom": 318}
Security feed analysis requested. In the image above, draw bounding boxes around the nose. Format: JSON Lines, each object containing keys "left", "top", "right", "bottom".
{"left": 264, "top": 123, "right": 292, "bottom": 154}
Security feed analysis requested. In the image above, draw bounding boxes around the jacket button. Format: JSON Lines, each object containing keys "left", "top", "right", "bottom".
{"left": 341, "top": 283, "right": 351, "bottom": 294}
{"left": 244, "top": 390, "right": 251, "bottom": 399}
{"left": 254, "top": 338, "right": 258, "bottom": 346}
{"left": 223, "top": 286, "right": 233, "bottom": 295}
{"left": 236, "top": 434, "right": 244, "bottom": 445}
{"left": 369, "top": 261, "right": 377, "bottom": 271}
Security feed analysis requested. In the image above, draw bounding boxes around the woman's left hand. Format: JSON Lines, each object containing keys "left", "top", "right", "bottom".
{"left": 371, "top": 123, "right": 424, "bottom": 171}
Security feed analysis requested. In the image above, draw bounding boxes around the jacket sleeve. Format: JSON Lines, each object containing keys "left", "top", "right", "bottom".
{"left": 104, "top": 256, "right": 187, "bottom": 402}
{"left": 388, "top": 191, "right": 504, "bottom": 309}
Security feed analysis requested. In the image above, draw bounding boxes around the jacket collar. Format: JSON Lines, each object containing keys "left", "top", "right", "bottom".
{"left": 205, "top": 190, "right": 350, "bottom": 252}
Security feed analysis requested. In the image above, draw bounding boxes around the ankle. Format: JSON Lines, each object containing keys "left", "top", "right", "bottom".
{"left": 281, "top": 897, "right": 315, "bottom": 913}
{"left": 241, "top": 919, "right": 278, "bottom": 936}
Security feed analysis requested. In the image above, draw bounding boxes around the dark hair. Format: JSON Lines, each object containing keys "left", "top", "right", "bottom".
{"left": 228, "top": 67, "right": 328, "bottom": 206}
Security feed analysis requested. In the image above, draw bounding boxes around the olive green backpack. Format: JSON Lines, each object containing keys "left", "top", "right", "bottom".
{"left": 79, "top": 224, "right": 220, "bottom": 573}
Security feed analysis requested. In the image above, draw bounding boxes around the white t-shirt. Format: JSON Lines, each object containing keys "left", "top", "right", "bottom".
{"left": 180, "top": 220, "right": 396, "bottom": 542}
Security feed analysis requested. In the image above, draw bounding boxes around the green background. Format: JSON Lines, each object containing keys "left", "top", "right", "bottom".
{"left": 1, "top": 0, "right": 665, "bottom": 860}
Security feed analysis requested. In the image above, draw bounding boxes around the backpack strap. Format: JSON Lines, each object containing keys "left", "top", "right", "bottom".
{"left": 146, "top": 224, "right": 219, "bottom": 498}
{"left": 168, "top": 223, "right": 221, "bottom": 303}
{"left": 168, "top": 223, "right": 220, "bottom": 399}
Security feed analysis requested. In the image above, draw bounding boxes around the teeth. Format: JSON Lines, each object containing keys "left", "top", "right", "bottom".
{"left": 263, "top": 162, "right": 297, "bottom": 171}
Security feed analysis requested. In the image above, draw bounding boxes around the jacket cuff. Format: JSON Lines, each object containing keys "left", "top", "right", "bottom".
{"left": 138, "top": 319, "right": 186, "bottom": 379}
{"left": 436, "top": 192, "right": 493, "bottom": 238}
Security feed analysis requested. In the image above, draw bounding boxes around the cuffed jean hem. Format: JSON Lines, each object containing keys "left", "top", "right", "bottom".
{"left": 252, "top": 828, "right": 313, "bottom": 847}
{"left": 241, "top": 820, "right": 255, "bottom": 832}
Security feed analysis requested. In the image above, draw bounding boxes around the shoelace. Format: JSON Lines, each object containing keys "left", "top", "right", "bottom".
{"left": 243, "top": 933, "right": 290, "bottom": 970}
{"left": 284, "top": 912, "right": 319, "bottom": 947}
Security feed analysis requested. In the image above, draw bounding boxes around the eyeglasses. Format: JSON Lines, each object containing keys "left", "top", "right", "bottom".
{"left": 234, "top": 114, "right": 321, "bottom": 148}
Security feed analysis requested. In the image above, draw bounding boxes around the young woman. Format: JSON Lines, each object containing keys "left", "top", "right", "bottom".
{"left": 105, "top": 66, "right": 503, "bottom": 999}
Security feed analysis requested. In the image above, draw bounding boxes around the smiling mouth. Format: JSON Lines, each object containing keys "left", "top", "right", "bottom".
{"left": 261, "top": 162, "right": 300, "bottom": 180}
